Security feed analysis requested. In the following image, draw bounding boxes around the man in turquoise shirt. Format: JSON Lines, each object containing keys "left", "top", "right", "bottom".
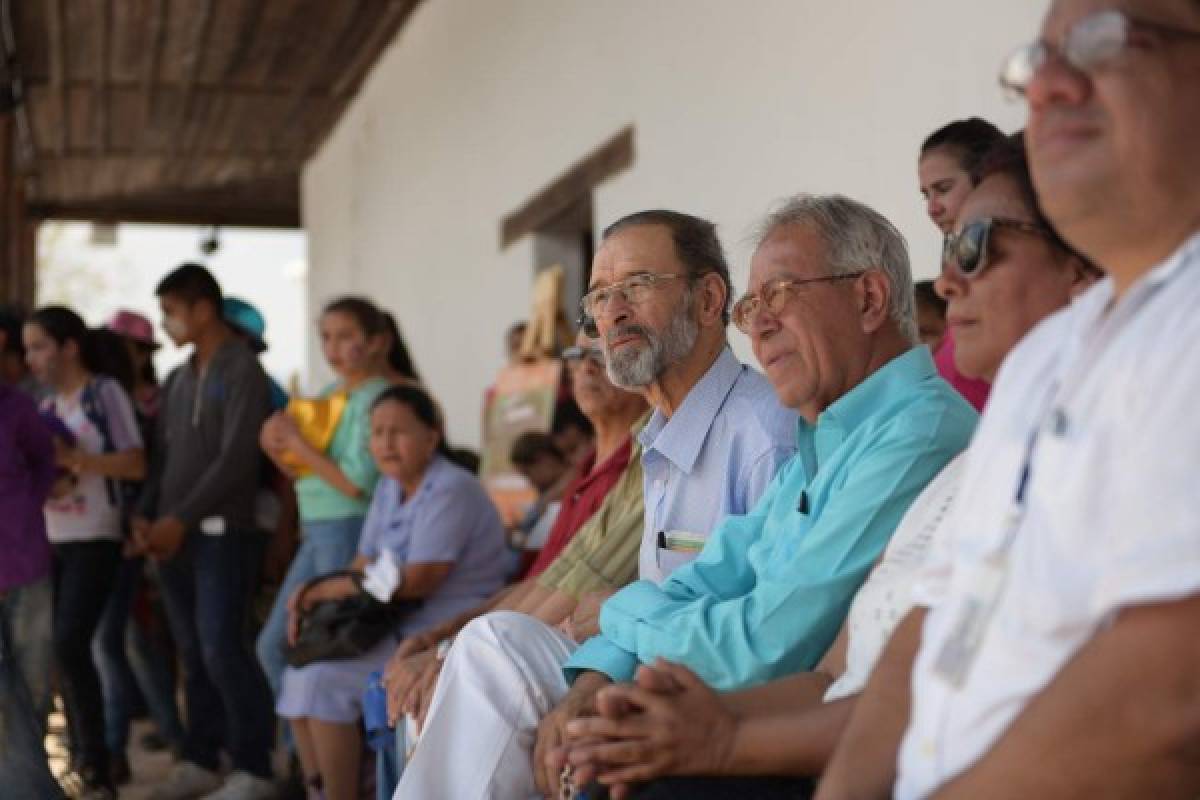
{"left": 546, "top": 195, "right": 976, "bottom": 795}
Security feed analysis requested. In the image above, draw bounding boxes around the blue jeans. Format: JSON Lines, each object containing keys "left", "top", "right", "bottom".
{"left": 92, "top": 556, "right": 184, "bottom": 754}
{"left": 0, "top": 596, "right": 64, "bottom": 800}
{"left": 156, "top": 530, "right": 274, "bottom": 778}
{"left": 376, "top": 730, "right": 407, "bottom": 800}
{"left": 53, "top": 540, "right": 122, "bottom": 784}
{"left": 255, "top": 516, "right": 365, "bottom": 697}
{"left": 1, "top": 577, "right": 53, "bottom": 729}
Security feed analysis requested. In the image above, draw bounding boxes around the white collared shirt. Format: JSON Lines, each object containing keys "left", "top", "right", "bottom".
{"left": 896, "top": 232, "right": 1200, "bottom": 798}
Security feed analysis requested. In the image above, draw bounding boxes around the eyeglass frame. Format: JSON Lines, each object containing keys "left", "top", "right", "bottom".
{"left": 999, "top": 8, "right": 1200, "bottom": 98}
{"left": 561, "top": 344, "right": 605, "bottom": 365}
{"left": 943, "top": 217, "right": 1059, "bottom": 278}
{"left": 578, "top": 271, "right": 693, "bottom": 321}
{"left": 731, "top": 272, "right": 866, "bottom": 334}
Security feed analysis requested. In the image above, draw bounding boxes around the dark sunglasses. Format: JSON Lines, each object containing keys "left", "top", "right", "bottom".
{"left": 943, "top": 217, "right": 1057, "bottom": 277}
{"left": 561, "top": 344, "right": 604, "bottom": 365}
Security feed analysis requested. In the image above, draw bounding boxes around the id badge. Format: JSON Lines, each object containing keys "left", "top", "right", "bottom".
{"left": 931, "top": 555, "right": 1009, "bottom": 689}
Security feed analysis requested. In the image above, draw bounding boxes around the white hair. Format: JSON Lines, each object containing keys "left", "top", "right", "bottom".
{"left": 752, "top": 194, "right": 917, "bottom": 343}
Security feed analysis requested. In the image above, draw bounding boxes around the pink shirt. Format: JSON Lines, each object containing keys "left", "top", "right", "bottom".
{"left": 934, "top": 330, "right": 990, "bottom": 411}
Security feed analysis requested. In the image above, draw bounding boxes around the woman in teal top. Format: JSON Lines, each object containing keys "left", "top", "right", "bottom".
{"left": 256, "top": 297, "right": 392, "bottom": 696}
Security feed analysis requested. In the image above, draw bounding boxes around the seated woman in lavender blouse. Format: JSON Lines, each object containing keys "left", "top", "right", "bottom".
{"left": 276, "top": 385, "right": 508, "bottom": 800}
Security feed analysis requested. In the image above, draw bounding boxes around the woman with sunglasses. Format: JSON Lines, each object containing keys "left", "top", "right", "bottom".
{"left": 555, "top": 134, "right": 1096, "bottom": 800}
{"left": 917, "top": 118, "right": 1008, "bottom": 412}
{"left": 938, "top": 133, "right": 1099, "bottom": 383}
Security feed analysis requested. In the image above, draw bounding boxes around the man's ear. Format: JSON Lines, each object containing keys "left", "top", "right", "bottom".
{"left": 696, "top": 273, "right": 728, "bottom": 327}
{"left": 858, "top": 269, "right": 892, "bottom": 334}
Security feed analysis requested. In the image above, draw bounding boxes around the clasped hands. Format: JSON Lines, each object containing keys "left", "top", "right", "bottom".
{"left": 539, "top": 660, "right": 738, "bottom": 800}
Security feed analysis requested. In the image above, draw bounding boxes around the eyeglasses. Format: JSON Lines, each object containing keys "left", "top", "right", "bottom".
{"left": 579, "top": 272, "right": 690, "bottom": 320}
{"left": 561, "top": 344, "right": 605, "bottom": 365}
{"left": 943, "top": 218, "right": 1057, "bottom": 278}
{"left": 731, "top": 272, "right": 864, "bottom": 334}
{"left": 999, "top": 9, "right": 1200, "bottom": 98}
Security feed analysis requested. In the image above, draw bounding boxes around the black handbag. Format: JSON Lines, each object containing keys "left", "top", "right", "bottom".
{"left": 284, "top": 570, "right": 421, "bottom": 668}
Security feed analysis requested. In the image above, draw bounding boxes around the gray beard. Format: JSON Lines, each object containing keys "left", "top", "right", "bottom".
{"left": 605, "top": 296, "right": 699, "bottom": 389}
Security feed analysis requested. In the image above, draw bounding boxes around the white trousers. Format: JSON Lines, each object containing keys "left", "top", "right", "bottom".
{"left": 393, "top": 610, "right": 578, "bottom": 800}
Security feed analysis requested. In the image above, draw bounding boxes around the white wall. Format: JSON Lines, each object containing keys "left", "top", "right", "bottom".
{"left": 302, "top": 0, "right": 1043, "bottom": 449}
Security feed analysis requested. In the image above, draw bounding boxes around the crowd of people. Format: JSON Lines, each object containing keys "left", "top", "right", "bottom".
{"left": 2, "top": 0, "right": 1199, "bottom": 798}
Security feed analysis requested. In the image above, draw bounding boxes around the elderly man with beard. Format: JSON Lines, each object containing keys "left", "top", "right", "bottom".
{"left": 394, "top": 210, "right": 798, "bottom": 799}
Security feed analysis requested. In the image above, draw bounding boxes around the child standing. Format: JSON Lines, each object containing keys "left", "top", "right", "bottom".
{"left": 24, "top": 306, "right": 146, "bottom": 799}
{"left": 256, "top": 297, "right": 391, "bottom": 697}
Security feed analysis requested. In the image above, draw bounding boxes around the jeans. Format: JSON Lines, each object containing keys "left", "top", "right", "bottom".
{"left": 376, "top": 725, "right": 408, "bottom": 800}
{"left": 156, "top": 530, "right": 274, "bottom": 778}
{"left": 1, "top": 576, "right": 54, "bottom": 729}
{"left": 255, "top": 516, "right": 365, "bottom": 697}
{"left": 53, "top": 540, "right": 122, "bottom": 784}
{"left": 0, "top": 599, "right": 65, "bottom": 800}
{"left": 92, "top": 556, "right": 184, "bottom": 754}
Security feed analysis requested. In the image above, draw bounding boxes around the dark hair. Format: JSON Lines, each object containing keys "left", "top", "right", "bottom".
{"left": 135, "top": 344, "right": 159, "bottom": 387}
{"left": 914, "top": 280, "right": 947, "bottom": 319}
{"left": 921, "top": 118, "right": 1008, "bottom": 186}
{"left": 28, "top": 306, "right": 136, "bottom": 390}
{"left": 551, "top": 398, "right": 593, "bottom": 439}
{"left": 369, "top": 384, "right": 476, "bottom": 471}
{"left": 88, "top": 329, "right": 138, "bottom": 394}
{"left": 155, "top": 262, "right": 223, "bottom": 312}
{"left": 323, "top": 296, "right": 385, "bottom": 337}
{"left": 0, "top": 305, "right": 25, "bottom": 357}
{"left": 976, "top": 132, "right": 1099, "bottom": 273}
{"left": 323, "top": 298, "right": 421, "bottom": 381}
{"left": 380, "top": 312, "right": 421, "bottom": 383}
{"left": 510, "top": 431, "right": 564, "bottom": 467}
{"left": 602, "top": 210, "right": 733, "bottom": 325}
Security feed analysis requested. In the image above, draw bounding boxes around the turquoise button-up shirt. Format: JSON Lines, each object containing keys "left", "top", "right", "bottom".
{"left": 564, "top": 346, "right": 978, "bottom": 690}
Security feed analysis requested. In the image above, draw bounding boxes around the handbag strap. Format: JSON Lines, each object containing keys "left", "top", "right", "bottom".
{"left": 297, "top": 569, "right": 363, "bottom": 610}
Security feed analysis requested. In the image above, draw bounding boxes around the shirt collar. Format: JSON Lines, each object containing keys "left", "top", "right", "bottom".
{"left": 570, "top": 434, "right": 634, "bottom": 493}
{"left": 398, "top": 452, "right": 449, "bottom": 505}
{"left": 1069, "top": 228, "right": 1200, "bottom": 339}
{"left": 812, "top": 346, "right": 937, "bottom": 465}
{"left": 638, "top": 346, "right": 744, "bottom": 474}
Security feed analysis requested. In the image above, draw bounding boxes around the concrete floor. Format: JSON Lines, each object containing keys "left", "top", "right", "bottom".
{"left": 47, "top": 708, "right": 186, "bottom": 799}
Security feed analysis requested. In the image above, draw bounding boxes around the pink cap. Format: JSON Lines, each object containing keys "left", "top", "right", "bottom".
{"left": 106, "top": 309, "right": 160, "bottom": 349}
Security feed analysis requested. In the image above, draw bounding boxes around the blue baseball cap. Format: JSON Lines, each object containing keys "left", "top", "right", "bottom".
{"left": 223, "top": 296, "right": 268, "bottom": 353}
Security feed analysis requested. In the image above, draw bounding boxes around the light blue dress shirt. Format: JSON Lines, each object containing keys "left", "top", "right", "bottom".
{"left": 565, "top": 346, "right": 977, "bottom": 689}
{"left": 638, "top": 346, "right": 798, "bottom": 583}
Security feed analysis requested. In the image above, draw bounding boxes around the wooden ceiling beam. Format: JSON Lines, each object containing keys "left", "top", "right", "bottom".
{"left": 28, "top": 198, "right": 300, "bottom": 228}
{"left": 36, "top": 146, "right": 303, "bottom": 159}
{"left": 29, "top": 79, "right": 345, "bottom": 99}
{"left": 277, "top": 1, "right": 358, "bottom": 136}
{"left": 45, "top": 0, "right": 68, "bottom": 154}
{"left": 95, "top": 0, "right": 110, "bottom": 155}
{"left": 165, "top": 0, "right": 214, "bottom": 165}
{"left": 140, "top": 0, "right": 166, "bottom": 122}
{"left": 331, "top": 0, "right": 420, "bottom": 98}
